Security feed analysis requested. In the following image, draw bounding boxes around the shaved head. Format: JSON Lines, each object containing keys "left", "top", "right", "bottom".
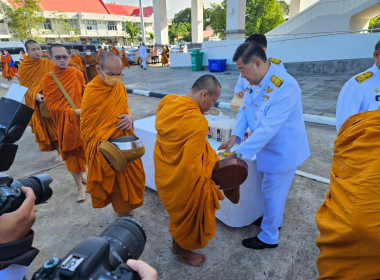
{"left": 191, "top": 74, "right": 221, "bottom": 96}
{"left": 25, "top": 39, "right": 39, "bottom": 51}
{"left": 98, "top": 52, "right": 121, "bottom": 70}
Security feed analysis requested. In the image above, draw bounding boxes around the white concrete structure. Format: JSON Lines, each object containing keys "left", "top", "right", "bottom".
{"left": 268, "top": 0, "right": 380, "bottom": 36}
{"left": 153, "top": 0, "right": 169, "bottom": 45}
{"left": 170, "top": 32, "right": 380, "bottom": 68}
{"left": 225, "top": 0, "right": 246, "bottom": 40}
{"left": 191, "top": 0, "right": 203, "bottom": 43}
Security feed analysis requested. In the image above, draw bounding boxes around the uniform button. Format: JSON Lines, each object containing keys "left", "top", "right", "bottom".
{"left": 259, "top": 83, "right": 262, "bottom": 87}
{"left": 254, "top": 104, "right": 257, "bottom": 107}
{"left": 254, "top": 117, "right": 257, "bottom": 120}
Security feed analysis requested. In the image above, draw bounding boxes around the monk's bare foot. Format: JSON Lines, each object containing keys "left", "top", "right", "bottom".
{"left": 118, "top": 211, "right": 134, "bottom": 217}
{"left": 54, "top": 154, "right": 62, "bottom": 163}
{"left": 81, "top": 176, "right": 87, "bottom": 185}
{"left": 178, "top": 250, "right": 206, "bottom": 267}
{"left": 77, "top": 189, "right": 85, "bottom": 202}
{"left": 172, "top": 239, "right": 179, "bottom": 255}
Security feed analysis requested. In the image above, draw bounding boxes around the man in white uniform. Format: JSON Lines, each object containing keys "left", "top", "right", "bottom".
{"left": 139, "top": 43, "right": 148, "bottom": 70}
{"left": 235, "top": 33, "right": 285, "bottom": 99}
{"left": 219, "top": 42, "right": 310, "bottom": 249}
{"left": 335, "top": 40, "right": 380, "bottom": 132}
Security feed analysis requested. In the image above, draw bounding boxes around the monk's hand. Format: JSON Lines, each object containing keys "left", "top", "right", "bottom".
{"left": 74, "top": 109, "right": 81, "bottom": 116}
{"left": 218, "top": 135, "right": 237, "bottom": 153}
{"left": 117, "top": 113, "right": 133, "bottom": 130}
{"left": 236, "top": 90, "right": 244, "bottom": 99}
{"left": 36, "top": 93, "right": 44, "bottom": 103}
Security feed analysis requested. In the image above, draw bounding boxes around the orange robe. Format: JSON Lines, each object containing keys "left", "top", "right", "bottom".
{"left": 18, "top": 56, "right": 58, "bottom": 151}
{"left": 121, "top": 50, "right": 130, "bottom": 68}
{"left": 84, "top": 54, "right": 97, "bottom": 81}
{"left": 80, "top": 75, "right": 145, "bottom": 213}
{"left": 316, "top": 109, "right": 380, "bottom": 279}
{"left": 96, "top": 51, "right": 102, "bottom": 64}
{"left": 6, "top": 54, "right": 18, "bottom": 77}
{"left": 78, "top": 55, "right": 89, "bottom": 83}
{"left": 42, "top": 66, "right": 86, "bottom": 173}
{"left": 70, "top": 56, "right": 83, "bottom": 70}
{"left": 161, "top": 50, "right": 168, "bottom": 65}
{"left": 1, "top": 55, "right": 11, "bottom": 79}
{"left": 111, "top": 48, "right": 120, "bottom": 56}
{"left": 68, "top": 62, "right": 81, "bottom": 72}
{"left": 154, "top": 95, "right": 224, "bottom": 250}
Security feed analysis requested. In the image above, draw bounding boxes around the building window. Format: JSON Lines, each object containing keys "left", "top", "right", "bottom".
{"left": 86, "top": 20, "right": 97, "bottom": 31}
{"left": 107, "top": 21, "right": 117, "bottom": 31}
{"left": 42, "top": 19, "right": 52, "bottom": 30}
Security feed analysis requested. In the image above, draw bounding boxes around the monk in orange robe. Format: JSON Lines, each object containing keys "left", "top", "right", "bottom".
{"left": 70, "top": 48, "right": 83, "bottom": 69}
{"left": 42, "top": 44, "right": 87, "bottom": 202}
{"left": 75, "top": 49, "right": 89, "bottom": 83}
{"left": 5, "top": 51, "right": 18, "bottom": 78}
{"left": 154, "top": 75, "right": 224, "bottom": 267}
{"left": 81, "top": 52, "right": 145, "bottom": 215}
{"left": 121, "top": 47, "right": 130, "bottom": 69}
{"left": 84, "top": 48, "right": 97, "bottom": 81}
{"left": 161, "top": 46, "right": 169, "bottom": 66}
{"left": 96, "top": 47, "right": 103, "bottom": 64}
{"left": 316, "top": 109, "right": 380, "bottom": 279}
{"left": 18, "top": 40, "right": 60, "bottom": 160}
{"left": 1, "top": 52, "right": 11, "bottom": 81}
{"left": 110, "top": 42, "right": 120, "bottom": 56}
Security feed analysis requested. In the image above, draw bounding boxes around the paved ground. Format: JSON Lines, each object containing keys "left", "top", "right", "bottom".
{"left": 0, "top": 64, "right": 340, "bottom": 279}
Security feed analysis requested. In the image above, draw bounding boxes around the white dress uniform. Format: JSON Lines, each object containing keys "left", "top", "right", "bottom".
{"left": 234, "top": 57, "right": 285, "bottom": 94}
{"left": 336, "top": 63, "right": 380, "bottom": 132}
{"left": 231, "top": 64, "right": 310, "bottom": 245}
{"left": 139, "top": 45, "right": 148, "bottom": 69}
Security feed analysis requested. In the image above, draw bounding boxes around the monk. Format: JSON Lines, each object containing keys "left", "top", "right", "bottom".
{"left": 110, "top": 42, "right": 120, "bottom": 56}
{"left": 42, "top": 44, "right": 87, "bottom": 202}
{"left": 45, "top": 43, "right": 52, "bottom": 60}
{"left": 84, "top": 48, "right": 96, "bottom": 81}
{"left": 316, "top": 109, "right": 380, "bottom": 279}
{"left": 96, "top": 46, "right": 103, "bottom": 64}
{"left": 154, "top": 75, "right": 225, "bottom": 267}
{"left": 70, "top": 48, "right": 83, "bottom": 69}
{"left": 18, "top": 40, "right": 60, "bottom": 161}
{"left": 5, "top": 50, "right": 18, "bottom": 78}
{"left": 1, "top": 51, "right": 11, "bottom": 81}
{"left": 75, "top": 49, "right": 89, "bottom": 83}
{"left": 161, "top": 46, "right": 169, "bottom": 66}
{"left": 121, "top": 47, "right": 130, "bottom": 69}
{"left": 81, "top": 52, "right": 145, "bottom": 216}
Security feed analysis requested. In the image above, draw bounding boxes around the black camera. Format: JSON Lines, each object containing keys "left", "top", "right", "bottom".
{"left": 0, "top": 173, "right": 53, "bottom": 215}
{"left": 32, "top": 217, "right": 147, "bottom": 280}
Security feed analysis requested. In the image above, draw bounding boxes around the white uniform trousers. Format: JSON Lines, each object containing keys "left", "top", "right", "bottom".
{"left": 257, "top": 168, "right": 296, "bottom": 244}
{"left": 141, "top": 55, "right": 147, "bottom": 69}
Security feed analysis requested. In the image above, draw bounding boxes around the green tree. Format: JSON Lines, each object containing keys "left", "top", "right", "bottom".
{"left": 278, "top": 0, "right": 290, "bottom": 18}
{"left": 50, "top": 11, "right": 80, "bottom": 43}
{"left": 168, "top": 22, "right": 191, "bottom": 44}
{"left": 209, "top": 1, "right": 226, "bottom": 37}
{"left": 0, "top": 0, "right": 44, "bottom": 40}
{"left": 172, "top": 7, "right": 191, "bottom": 24}
{"left": 203, "top": 7, "right": 212, "bottom": 29}
{"left": 148, "top": 32, "right": 154, "bottom": 40}
{"left": 369, "top": 16, "right": 380, "bottom": 32}
{"left": 122, "top": 21, "right": 141, "bottom": 42}
{"left": 245, "top": 0, "right": 286, "bottom": 35}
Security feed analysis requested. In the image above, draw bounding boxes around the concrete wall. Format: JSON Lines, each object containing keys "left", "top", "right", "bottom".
{"left": 170, "top": 33, "right": 379, "bottom": 73}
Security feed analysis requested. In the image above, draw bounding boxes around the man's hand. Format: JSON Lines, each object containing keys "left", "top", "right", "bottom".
{"left": 236, "top": 90, "right": 244, "bottom": 99}
{"left": 218, "top": 136, "right": 237, "bottom": 153}
{"left": 75, "top": 109, "right": 81, "bottom": 116}
{"left": 117, "top": 114, "right": 133, "bottom": 130}
{"left": 0, "top": 187, "right": 36, "bottom": 244}
{"left": 126, "top": 259, "right": 157, "bottom": 280}
{"left": 226, "top": 151, "right": 237, "bottom": 159}
{"left": 36, "top": 93, "right": 44, "bottom": 103}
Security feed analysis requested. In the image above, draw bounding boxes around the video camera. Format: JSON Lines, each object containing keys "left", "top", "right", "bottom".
{"left": 31, "top": 217, "right": 146, "bottom": 280}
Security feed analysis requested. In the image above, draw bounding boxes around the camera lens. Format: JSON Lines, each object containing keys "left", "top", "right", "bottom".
{"left": 100, "top": 217, "right": 146, "bottom": 270}
{"left": 13, "top": 174, "right": 53, "bottom": 205}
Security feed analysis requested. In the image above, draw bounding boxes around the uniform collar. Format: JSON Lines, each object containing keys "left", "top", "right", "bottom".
{"left": 257, "top": 63, "right": 275, "bottom": 88}
{"left": 371, "top": 63, "right": 380, "bottom": 76}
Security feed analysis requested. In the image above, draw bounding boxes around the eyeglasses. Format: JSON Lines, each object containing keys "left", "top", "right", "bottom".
{"left": 53, "top": 55, "right": 69, "bottom": 60}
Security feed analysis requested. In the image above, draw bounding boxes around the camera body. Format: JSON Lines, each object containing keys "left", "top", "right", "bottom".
{"left": 32, "top": 217, "right": 146, "bottom": 280}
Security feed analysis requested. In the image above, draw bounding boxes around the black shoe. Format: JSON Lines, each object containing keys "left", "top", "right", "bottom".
{"left": 242, "top": 236, "right": 278, "bottom": 249}
{"left": 252, "top": 217, "right": 281, "bottom": 230}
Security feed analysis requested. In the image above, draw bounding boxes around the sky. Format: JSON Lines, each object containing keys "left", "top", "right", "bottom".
{"left": 103, "top": 0, "right": 223, "bottom": 19}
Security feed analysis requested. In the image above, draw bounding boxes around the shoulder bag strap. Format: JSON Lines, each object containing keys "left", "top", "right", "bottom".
{"left": 50, "top": 71, "right": 78, "bottom": 109}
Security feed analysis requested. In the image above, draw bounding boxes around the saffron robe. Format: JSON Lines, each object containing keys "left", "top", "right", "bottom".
{"left": 84, "top": 54, "right": 96, "bottom": 81}
{"left": 1, "top": 55, "right": 11, "bottom": 79}
{"left": 80, "top": 75, "right": 145, "bottom": 212}
{"left": 18, "top": 57, "right": 58, "bottom": 151}
{"left": 316, "top": 109, "right": 380, "bottom": 279}
{"left": 154, "top": 95, "right": 224, "bottom": 250}
{"left": 42, "top": 66, "right": 86, "bottom": 172}
{"left": 121, "top": 50, "right": 130, "bottom": 68}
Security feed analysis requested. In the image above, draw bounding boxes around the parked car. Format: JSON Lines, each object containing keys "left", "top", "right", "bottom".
{"left": 126, "top": 48, "right": 151, "bottom": 65}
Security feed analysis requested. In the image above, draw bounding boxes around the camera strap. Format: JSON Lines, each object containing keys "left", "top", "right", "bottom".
{"left": 0, "top": 230, "right": 39, "bottom": 266}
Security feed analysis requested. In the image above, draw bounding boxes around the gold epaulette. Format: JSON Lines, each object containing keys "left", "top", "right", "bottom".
{"left": 355, "top": 71, "right": 373, "bottom": 83}
{"left": 269, "top": 57, "right": 282, "bottom": 65}
{"left": 271, "top": 75, "right": 283, "bottom": 88}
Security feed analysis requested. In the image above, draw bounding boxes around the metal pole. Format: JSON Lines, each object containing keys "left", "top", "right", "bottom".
{"left": 22, "top": 0, "right": 33, "bottom": 39}
{"left": 138, "top": 0, "right": 146, "bottom": 44}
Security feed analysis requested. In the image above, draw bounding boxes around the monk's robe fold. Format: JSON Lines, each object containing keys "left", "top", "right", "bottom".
{"left": 18, "top": 57, "right": 58, "bottom": 151}
{"left": 84, "top": 55, "right": 96, "bottom": 81}
{"left": 154, "top": 95, "right": 224, "bottom": 250}
{"left": 42, "top": 66, "right": 86, "bottom": 172}
{"left": 316, "top": 109, "right": 380, "bottom": 279}
{"left": 70, "top": 56, "right": 83, "bottom": 69}
{"left": 80, "top": 75, "right": 145, "bottom": 211}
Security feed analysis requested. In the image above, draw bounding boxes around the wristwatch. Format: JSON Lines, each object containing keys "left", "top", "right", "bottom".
{"left": 236, "top": 151, "right": 242, "bottom": 159}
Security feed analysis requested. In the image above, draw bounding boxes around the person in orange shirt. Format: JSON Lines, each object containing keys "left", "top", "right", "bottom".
{"left": 81, "top": 52, "right": 145, "bottom": 216}
{"left": 42, "top": 44, "right": 87, "bottom": 202}
{"left": 110, "top": 42, "right": 120, "bottom": 56}
{"left": 84, "top": 48, "right": 97, "bottom": 81}
{"left": 121, "top": 47, "right": 130, "bottom": 69}
{"left": 19, "top": 40, "right": 60, "bottom": 160}
{"left": 154, "top": 75, "right": 224, "bottom": 267}
{"left": 1, "top": 51, "right": 11, "bottom": 81}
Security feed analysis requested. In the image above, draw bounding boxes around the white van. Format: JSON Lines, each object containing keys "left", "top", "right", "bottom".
{"left": 0, "top": 41, "right": 26, "bottom": 69}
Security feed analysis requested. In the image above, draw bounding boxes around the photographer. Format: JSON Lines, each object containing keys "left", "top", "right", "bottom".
{"left": 0, "top": 187, "right": 37, "bottom": 279}
{"left": 127, "top": 260, "right": 157, "bottom": 280}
